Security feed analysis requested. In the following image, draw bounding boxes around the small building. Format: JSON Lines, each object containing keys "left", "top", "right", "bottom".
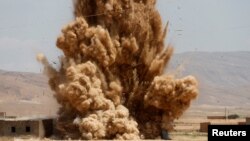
{"left": 0, "top": 116, "right": 54, "bottom": 138}
{"left": 238, "top": 122, "right": 245, "bottom": 125}
{"left": 246, "top": 117, "right": 250, "bottom": 125}
{"left": 0, "top": 112, "right": 6, "bottom": 118}
{"left": 207, "top": 116, "right": 226, "bottom": 120}
{"left": 200, "top": 122, "right": 210, "bottom": 132}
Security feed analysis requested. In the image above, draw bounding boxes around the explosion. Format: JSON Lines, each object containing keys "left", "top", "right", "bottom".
{"left": 37, "top": 0, "right": 198, "bottom": 139}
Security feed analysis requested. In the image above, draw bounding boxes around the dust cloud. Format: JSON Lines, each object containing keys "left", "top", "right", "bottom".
{"left": 37, "top": 0, "right": 198, "bottom": 139}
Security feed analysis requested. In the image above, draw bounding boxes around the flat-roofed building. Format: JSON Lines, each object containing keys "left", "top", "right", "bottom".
{"left": 0, "top": 116, "right": 54, "bottom": 138}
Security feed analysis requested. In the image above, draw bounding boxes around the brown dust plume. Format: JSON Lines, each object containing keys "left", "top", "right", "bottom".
{"left": 37, "top": 0, "right": 198, "bottom": 139}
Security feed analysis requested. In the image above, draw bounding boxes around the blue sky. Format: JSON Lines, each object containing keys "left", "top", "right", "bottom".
{"left": 0, "top": 0, "right": 250, "bottom": 72}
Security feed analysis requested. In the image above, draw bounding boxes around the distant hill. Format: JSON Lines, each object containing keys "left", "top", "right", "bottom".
{"left": 0, "top": 69, "right": 58, "bottom": 116}
{"left": 0, "top": 69, "right": 51, "bottom": 101}
{"left": 168, "top": 51, "right": 250, "bottom": 107}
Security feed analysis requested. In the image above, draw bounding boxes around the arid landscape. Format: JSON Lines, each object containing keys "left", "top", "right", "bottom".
{"left": 1, "top": 0, "right": 250, "bottom": 140}
{"left": 1, "top": 51, "right": 250, "bottom": 140}
{"left": 0, "top": 69, "right": 59, "bottom": 117}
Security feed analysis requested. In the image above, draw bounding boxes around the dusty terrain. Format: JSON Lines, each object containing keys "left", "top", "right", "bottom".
{"left": 1, "top": 106, "right": 249, "bottom": 141}
{"left": 0, "top": 105, "right": 249, "bottom": 141}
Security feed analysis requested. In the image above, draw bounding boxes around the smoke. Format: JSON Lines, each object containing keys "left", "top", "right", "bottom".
{"left": 37, "top": 0, "right": 198, "bottom": 139}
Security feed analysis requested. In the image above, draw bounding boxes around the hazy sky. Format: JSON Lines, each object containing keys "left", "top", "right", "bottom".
{"left": 0, "top": 0, "right": 250, "bottom": 72}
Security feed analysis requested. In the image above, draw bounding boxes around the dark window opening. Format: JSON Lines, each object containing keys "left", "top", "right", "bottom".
{"left": 11, "top": 127, "right": 16, "bottom": 133}
{"left": 26, "top": 126, "right": 31, "bottom": 132}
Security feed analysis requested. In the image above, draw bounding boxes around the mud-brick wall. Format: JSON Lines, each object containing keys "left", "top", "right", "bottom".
{"left": 0, "top": 120, "right": 40, "bottom": 137}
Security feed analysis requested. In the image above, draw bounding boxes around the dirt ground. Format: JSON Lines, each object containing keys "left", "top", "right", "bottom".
{"left": 170, "top": 132, "right": 207, "bottom": 141}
